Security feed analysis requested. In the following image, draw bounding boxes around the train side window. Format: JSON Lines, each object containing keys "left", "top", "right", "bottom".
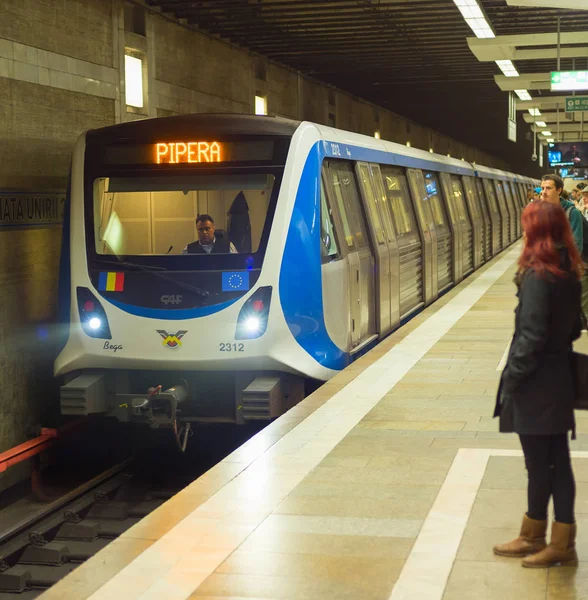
{"left": 462, "top": 176, "right": 480, "bottom": 217}
{"left": 450, "top": 176, "right": 468, "bottom": 222}
{"left": 483, "top": 179, "right": 499, "bottom": 213}
{"left": 475, "top": 178, "right": 486, "bottom": 204}
{"left": 423, "top": 172, "right": 447, "bottom": 227}
{"left": 369, "top": 164, "right": 396, "bottom": 243}
{"left": 329, "top": 162, "right": 369, "bottom": 250}
{"left": 320, "top": 178, "right": 340, "bottom": 262}
{"left": 380, "top": 167, "right": 413, "bottom": 235}
{"left": 329, "top": 167, "right": 356, "bottom": 250}
{"left": 357, "top": 163, "right": 385, "bottom": 244}
{"left": 406, "top": 169, "right": 431, "bottom": 233}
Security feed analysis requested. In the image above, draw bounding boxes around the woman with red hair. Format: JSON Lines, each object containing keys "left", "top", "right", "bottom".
{"left": 494, "top": 200, "right": 583, "bottom": 568}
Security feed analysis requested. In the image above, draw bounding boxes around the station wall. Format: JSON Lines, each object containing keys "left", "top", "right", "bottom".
{"left": 0, "top": 0, "right": 509, "bottom": 469}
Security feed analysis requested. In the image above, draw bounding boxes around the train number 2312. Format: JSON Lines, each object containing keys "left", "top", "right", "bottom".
{"left": 219, "top": 343, "right": 245, "bottom": 352}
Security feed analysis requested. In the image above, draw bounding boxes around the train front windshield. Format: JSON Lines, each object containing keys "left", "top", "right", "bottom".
{"left": 93, "top": 173, "right": 276, "bottom": 260}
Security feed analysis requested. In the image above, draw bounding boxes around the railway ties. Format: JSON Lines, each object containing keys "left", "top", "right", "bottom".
{"left": 0, "top": 463, "right": 176, "bottom": 598}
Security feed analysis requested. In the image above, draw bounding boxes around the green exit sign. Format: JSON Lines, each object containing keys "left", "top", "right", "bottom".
{"left": 551, "top": 71, "right": 588, "bottom": 91}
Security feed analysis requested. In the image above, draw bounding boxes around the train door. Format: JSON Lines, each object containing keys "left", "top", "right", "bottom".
{"left": 325, "top": 161, "right": 376, "bottom": 348}
{"left": 369, "top": 163, "right": 401, "bottom": 329}
{"left": 422, "top": 172, "right": 454, "bottom": 291}
{"left": 438, "top": 172, "right": 463, "bottom": 283}
{"left": 518, "top": 183, "right": 528, "bottom": 207}
{"left": 319, "top": 176, "right": 350, "bottom": 351}
{"left": 406, "top": 168, "right": 438, "bottom": 305}
{"left": 507, "top": 182, "right": 522, "bottom": 237}
{"left": 502, "top": 181, "right": 518, "bottom": 240}
{"left": 494, "top": 180, "right": 511, "bottom": 247}
{"left": 356, "top": 162, "right": 393, "bottom": 336}
{"left": 381, "top": 167, "right": 425, "bottom": 318}
{"left": 482, "top": 179, "right": 502, "bottom": 254}
{"left": 450, "top": 176, "right": 474, "bottom": 275}
{"left": 475, "top": 178, "right": 492, "bottom": 262}
{"left": 462, "top": 175, "right": 484, "bottom": 269}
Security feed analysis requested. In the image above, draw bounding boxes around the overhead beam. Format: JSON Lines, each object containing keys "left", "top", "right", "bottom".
{"left": 505, "top": 0, "right": 588, "bottom": 9}
{"left": 517, "top": 96, "right": 576, "bottom": 110}
{"left": 468, "top": 32, "right": 588, "bottom": 61}
{"left": 523, "top": 112, "right": 585, "bottom": 123}
{"left": 494, "top": 73, "right": 552, "bottom": 91}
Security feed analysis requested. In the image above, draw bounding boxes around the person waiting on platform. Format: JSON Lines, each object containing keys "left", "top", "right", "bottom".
{"left": 182, "top": 214, "right": 238, "bottom": 254}
{"left": 493, "top": 200, "right": 583, "bottom": 568}
{"left": 580, "top": 188, "right": 588, "bottom": 220}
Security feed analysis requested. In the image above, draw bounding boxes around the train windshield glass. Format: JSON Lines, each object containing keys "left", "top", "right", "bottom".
{"left": 92, "top": 173, "right": 276, "bottom": 261}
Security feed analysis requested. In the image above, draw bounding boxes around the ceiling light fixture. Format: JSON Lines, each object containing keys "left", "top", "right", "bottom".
{"left": 528, "top": 109, "right": 541, "bottom": 117}
{"left": 536, "top": 121, "right": 547, "bottom": 128}
{"left": 495, "top": 59, "right": 519, "bottom": 77}
{"left": 542, "top": 130, "right": 552, "bottom": 136}
{"left": 546, "top": 138, "right": 555, "bottom": 143}
{"left": 453, "top": 0, "right": 495, "bottom": 38}
{"left": 515, "top": 89, "right": 532, "bottom": 101}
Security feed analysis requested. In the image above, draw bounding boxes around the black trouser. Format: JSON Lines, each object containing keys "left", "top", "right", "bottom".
{"left": 519, "top": 433, "right": 576, "bottom": 524}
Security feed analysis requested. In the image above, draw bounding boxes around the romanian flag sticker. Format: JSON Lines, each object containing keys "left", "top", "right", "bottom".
{"left": 98, "top": 272, "right": 125, "bottom": 292}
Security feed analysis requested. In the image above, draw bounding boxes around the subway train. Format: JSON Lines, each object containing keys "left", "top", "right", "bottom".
{"left": 54, "top": 114, "right": 536, "bottom": 444}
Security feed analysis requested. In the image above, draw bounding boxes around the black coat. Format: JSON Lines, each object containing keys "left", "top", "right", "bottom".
{"left": 494, "top": 253, "right": 582, "bottom": 436}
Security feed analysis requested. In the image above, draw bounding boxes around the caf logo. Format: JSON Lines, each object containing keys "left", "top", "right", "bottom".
{"left": 156, "top": 330, "right": 187, "bottom": 349}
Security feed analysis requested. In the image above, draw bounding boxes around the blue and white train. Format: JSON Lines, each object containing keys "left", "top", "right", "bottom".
{"left": 55, "top": 114, "right": 536, "bottom": 437}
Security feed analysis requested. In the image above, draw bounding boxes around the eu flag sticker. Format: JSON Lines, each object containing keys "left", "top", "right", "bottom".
{"left": 222, "top": 271, "right": 249, "bottom": 292}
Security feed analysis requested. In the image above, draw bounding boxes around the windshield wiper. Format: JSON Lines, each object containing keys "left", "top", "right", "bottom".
{"left": 94, "top": 259, "right": 168, "bottom": 271}
{"left": 92, "top": 259, "right": 209, "bottom": 298}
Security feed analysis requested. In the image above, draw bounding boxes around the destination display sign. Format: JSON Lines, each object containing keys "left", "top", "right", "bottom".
{"left": 104, "top": 140, "right": 276, "bottom": 166}
{"left": 0, "top": 192, "right": 65, "bottom": 228}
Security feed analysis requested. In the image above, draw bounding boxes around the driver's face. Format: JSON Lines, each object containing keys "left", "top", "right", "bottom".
{"left": 197, "top": 220, "right": 215, "bottom": 244}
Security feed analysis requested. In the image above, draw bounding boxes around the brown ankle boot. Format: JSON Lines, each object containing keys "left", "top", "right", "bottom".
{"left": 493, "top": 515, "right": 547, "bottom": 557}
{"left": 522, "top": 521, "right": 578, "bottom": 568}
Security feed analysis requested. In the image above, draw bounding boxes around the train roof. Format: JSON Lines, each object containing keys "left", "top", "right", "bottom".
{"left": 86, "top": 114, "right": 302, "bottom": 145}
{"left": 83, "top": 113, "right": 535, "bottom": 182}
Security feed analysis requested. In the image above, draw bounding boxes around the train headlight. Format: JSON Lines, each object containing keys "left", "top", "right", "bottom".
{"left": 244, "top": 316, "right": 261, "bottom": 334}
{"left": 77, "top": 287, "right": 112, "bottom": 340}
{"left": 235, "top": 286, "right": 272, "bottom": 340}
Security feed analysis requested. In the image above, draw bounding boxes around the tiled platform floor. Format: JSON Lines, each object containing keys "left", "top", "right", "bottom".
{"left": 43, "top": 245, "right": 588, "bottom": 600}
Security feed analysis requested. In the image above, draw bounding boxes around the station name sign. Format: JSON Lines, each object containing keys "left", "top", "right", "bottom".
{"left": 155, "top": 141, "right": 222, "bottom": 164}
{"left": 0, "top": 192, "right": 65, "bottom": 228}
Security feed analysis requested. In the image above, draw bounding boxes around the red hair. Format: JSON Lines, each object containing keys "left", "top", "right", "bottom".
{"left": 518, "top": 200, "right": 583, "bottom": 280}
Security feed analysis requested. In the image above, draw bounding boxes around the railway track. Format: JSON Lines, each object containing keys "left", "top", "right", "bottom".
{"left": 0, "top": 459, "right": 176, "bottom": 599}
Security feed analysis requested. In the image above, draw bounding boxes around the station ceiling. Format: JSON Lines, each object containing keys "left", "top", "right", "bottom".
{"left": 146, "top": 0, "right": 588, "bottom": 174}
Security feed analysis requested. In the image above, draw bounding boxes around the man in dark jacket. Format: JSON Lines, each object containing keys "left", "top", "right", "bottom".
{"left": 182, "top": 214, "right": 237, "bottom": 255}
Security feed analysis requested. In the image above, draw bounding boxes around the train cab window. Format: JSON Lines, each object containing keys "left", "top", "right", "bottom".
{"left": 320, "top": 178, "right": 340, "bottom": 262}
{"left": 328, "top": 162, "right": 369, "bottom": 250}
{"left": 380, "top": 167, "right": 414, "bottom": 235}
{"left": 449, "top": 176, "right": 468, "bottom": 222}
{"left": 423, "top": 172, "right": 447, "bottom": 227}
{"left": 93, "top": 173, "right": 274, "bottom": 257}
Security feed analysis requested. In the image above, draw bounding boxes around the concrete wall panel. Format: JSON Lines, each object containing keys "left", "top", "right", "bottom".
{"left": 1, "top": 0, "right": 113, "bottom": 66}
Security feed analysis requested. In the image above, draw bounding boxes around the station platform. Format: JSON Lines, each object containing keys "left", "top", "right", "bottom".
{"left": 43, "top": 244, "right": 588, "bottom": 600}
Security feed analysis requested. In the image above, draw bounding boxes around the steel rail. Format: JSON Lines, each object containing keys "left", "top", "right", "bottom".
{"left": 0, "top": 459, "right": 133, "bottom": 560}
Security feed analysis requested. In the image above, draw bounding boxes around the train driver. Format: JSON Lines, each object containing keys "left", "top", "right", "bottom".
{"left": 182, "top": 214, "right": 238, "bottom": 254}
